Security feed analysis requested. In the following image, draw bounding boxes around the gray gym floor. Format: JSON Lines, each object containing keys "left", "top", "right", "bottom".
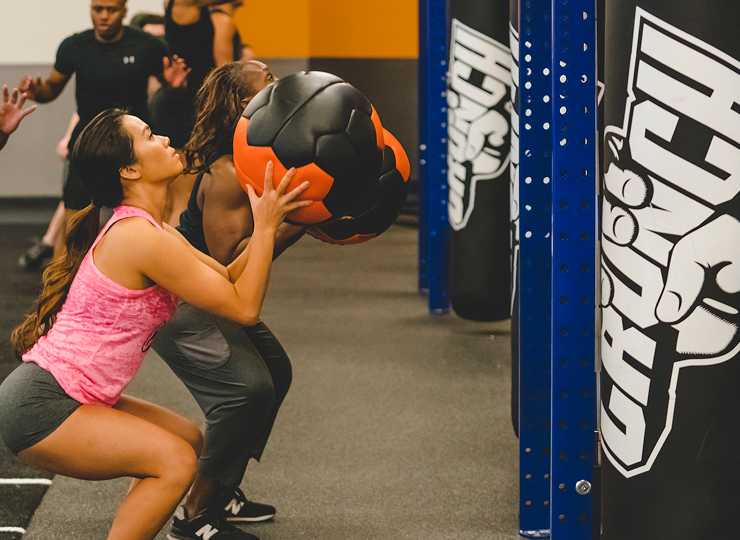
{"left": 17, "top": 220, "right": 520, "bottom": 540}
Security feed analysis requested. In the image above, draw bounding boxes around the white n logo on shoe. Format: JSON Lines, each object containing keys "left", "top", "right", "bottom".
{"left": 225, "top": 498, "right": 244, "bottom": 515}
{"left": 195, "top": 524, "right": 218, "bottom": 540}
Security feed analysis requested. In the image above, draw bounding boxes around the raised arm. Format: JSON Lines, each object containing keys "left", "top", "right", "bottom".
{"left": 18, "top": 68, "right": 70, "bottom": 103}
{"left": 0, "top": 86, "right": 36, "bottom": 151}
{"left": 143, "top": 163, "right": 311, "bottom": 325}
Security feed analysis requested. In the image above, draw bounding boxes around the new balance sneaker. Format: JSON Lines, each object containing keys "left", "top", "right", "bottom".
{"left": 214, "top": 487, "right": 276, "bottom": 522}
{"left": 18, "top": 237, "right": 54, "bottom": 270}
{"left": 167, "top": 510, "right": 259, "bottom": 540}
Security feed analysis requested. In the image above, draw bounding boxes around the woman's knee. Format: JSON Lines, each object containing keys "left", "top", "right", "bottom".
{"left": 207, "top": 378, "right": 275, "bottom": 432}
{"left": 272, "top": 363, "right": 292, "bottom": 402}
{"left": 158, "top": 438, "right": 198, "bottom": 489}
{"left": 235, "top": 375, "right": 276, "bottom": 411}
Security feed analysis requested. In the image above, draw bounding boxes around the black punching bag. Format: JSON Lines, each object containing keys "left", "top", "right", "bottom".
{"left": 600, "top": 1, "right": 740, "bottom": 538}
{"left": 447, "top": 0, "right": 512, "bottom": 321}
{"left": 508, "top": 0, "right": 520, "bottom": 436}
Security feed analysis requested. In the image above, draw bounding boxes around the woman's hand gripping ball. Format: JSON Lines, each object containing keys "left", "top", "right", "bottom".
{"left": 245, "top": 161, "right": 313, "bottom": 234}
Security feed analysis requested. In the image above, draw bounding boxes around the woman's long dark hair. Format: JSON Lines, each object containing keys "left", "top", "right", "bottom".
{"left": 11, "top": 108, "right": 136, "bottom": 359}
{"left": 183, "top": 60, "right": 267, "bottom": 173}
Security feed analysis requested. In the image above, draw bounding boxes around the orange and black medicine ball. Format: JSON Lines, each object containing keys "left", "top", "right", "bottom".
{"left": 233, "top": 71, "right": 385, "bottom": 225}
{"left": 307, "top": 129, "right": 410, "bottom": 245}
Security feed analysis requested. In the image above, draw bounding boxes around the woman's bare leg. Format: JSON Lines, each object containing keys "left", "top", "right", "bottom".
{"left": 114, "top": 395, "right": 204, "bottom": 497}
{"left": 19, "top": 402, "right": 199, "bottom": 540}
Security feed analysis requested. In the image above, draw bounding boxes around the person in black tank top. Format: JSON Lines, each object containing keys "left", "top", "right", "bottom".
{"left": 150, "top": 0, "right": 214, "bottom": 149}
{"left": 152, "top": 60, "right": 308, "bottom": 540}
{"left": 150, "top": 0, "right": 243, "bottom": 227}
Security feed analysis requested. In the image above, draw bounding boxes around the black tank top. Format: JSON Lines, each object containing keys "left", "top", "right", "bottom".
{"left": 176, "top": 171, "right": 210, "bottom": 255}
{"left": 164, "top": 0, "right": 215, "bottom": 98}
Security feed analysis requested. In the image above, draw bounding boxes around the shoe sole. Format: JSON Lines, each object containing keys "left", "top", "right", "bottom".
{"left": 225, "top": 513, "right": 275, "bottom": 522}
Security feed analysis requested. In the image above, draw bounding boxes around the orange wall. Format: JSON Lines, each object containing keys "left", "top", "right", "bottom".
{"left": 233, "top": 0, "right": 311, "bottom": 58}
{"left": 234, "top": 0, "right": 417, "bottom": 59}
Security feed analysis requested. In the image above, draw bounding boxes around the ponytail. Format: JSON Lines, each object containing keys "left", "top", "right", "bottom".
{"left": 12, "top": 108, "right": 136, "bottom": 359}
{"left": 11, "top": 204, "right": 101, "bottom": 359}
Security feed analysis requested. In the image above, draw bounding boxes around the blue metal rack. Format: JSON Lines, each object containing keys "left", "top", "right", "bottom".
{"left": 549, "top": 0, "right": 597, "bottom": 538}
{"left": 419, "top": 0, "right": 598, "bottom": 536}
{"left": 517, "top": 0, "right": 555, "bottom": 534}
{"left": 517, "top": 0, "right": 597, "bottom": 538}
{"left": 418, "top": 0, "right": 450, "bottom": 313}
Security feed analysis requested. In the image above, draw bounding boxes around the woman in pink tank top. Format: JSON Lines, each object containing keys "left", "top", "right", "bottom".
{"left": 2, "top": 108, "right": 311, "bottom": 540}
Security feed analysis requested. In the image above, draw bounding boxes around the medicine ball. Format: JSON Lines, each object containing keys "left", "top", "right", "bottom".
{"left": 233, "top": 71, "right": 385, "bottom": 225}
{"left": 307, "top": 128, "right": 410, "bottom": 245}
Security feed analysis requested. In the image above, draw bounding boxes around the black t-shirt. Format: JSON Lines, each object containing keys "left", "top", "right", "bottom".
{"left": 54, "top": 27, "right": 168, "bottom": 152}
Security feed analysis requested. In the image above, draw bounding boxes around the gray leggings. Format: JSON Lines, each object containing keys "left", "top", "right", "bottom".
{"left": 151, "top": 303, "right": 292, "bottom": 487}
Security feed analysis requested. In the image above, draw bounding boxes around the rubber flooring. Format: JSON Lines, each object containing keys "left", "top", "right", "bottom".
{"left": 0, "top": 223, "right": 54, "bottom": 540}
{"left": 0, "top": 220, "right": 520, "bottom": 539}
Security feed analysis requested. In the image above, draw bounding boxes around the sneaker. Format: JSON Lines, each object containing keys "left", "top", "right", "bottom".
{"left": 167, "top": 510, "right": 259, "bottom": 540}
{"left": 214, "top": 487, "right": 276, "bottom": 522}
{"left": 18, "top": 237, "right": 54, "bottom": 270}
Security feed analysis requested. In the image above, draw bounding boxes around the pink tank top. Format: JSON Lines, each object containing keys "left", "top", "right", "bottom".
{"left": 24, "top": 206, "right": 179, "bottom": 407}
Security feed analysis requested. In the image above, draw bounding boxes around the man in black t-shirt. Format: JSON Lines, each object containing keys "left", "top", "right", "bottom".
{"left": 19, "top": 0, "right": 189, "bottom": 212}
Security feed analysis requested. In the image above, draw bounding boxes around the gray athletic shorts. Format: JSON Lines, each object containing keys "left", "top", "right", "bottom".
{"left": 0, "top": 362, "right": 82, "bottom": 455}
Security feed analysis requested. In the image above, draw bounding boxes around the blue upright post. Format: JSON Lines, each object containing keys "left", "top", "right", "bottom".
{"left": 418, "top": 0, "right": 429, "bottom": 294}
{"left": 517, "top": 0, "right": 598, "bottom": 537}
{"left": 549, "top": 0, "right": 597, "bottom": 538}
{"left": 516, "top": 0, "right": 553, "bottom": 535}
{"left": 418, "top": 0, "right": 450, "bottom": 313}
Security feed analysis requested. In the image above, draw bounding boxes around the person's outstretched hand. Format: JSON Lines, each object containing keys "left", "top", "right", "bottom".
{"left": 162, "top": 55, "right": 191, "bottom": 89}
{"left": 245, "top": 161, "right": 312, "bottom": 233}
{"left": 17, "top": 76, "right": 44, "bottom": 101}
{"left": 0, "top": 85, "right": 36, "bottom": 137}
